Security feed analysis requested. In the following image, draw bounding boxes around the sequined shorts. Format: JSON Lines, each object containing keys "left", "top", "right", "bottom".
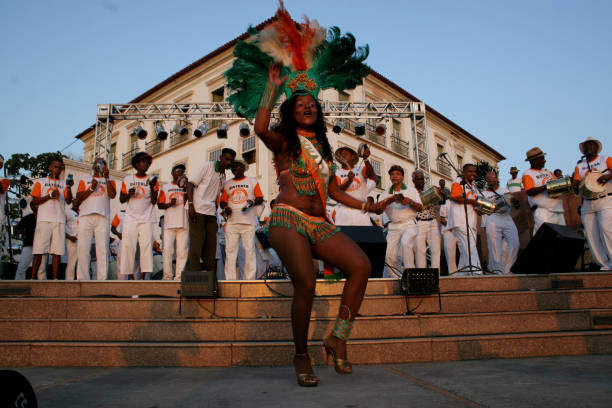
{"left": 264, "top": 203, "right": 339, "bottom": 244}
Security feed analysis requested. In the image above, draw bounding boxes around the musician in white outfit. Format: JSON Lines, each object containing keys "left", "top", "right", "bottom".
{"left": 119, "top": 152, "right": 159, "bottom": 280}
{"left": 412, "top": 170, "right": 441, "bottom": 269}
{"left": 439, "top": 200, "right": 457, "bottom": 274}
{"left": 157, "top": 164, "right": 190, "bottom": 280}
{"left": 333, "top": 145, "right": 376, "bottom": 226}
{"left": 219, "top": 160, "right": 264, "bottom": 280}
{"left": 573, "top": 137, "right": 612, "bottom": 270}
{"left": 482, "top": 172, "right": 519, "bottom": 274}
{"left": 448, "top": 163, "right": 482, "bottom": 275}
{"left": 522, "top": 147, "right": 564, "bottom": 234}
{"left": 378, "top": 165, "right": 422, "bottom": 277}
{"left": 75, "top": 158, "right": 116, "bottom": 280}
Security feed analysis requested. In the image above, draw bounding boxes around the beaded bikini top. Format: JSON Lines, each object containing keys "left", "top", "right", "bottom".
{"left": 276, "top": 129, "right": 336, "bottom": 210}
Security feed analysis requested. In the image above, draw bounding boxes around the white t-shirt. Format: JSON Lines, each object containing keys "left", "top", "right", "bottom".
{"left": 158, "top": 182, "right": 188, "bottom": 229}
{"left": 220, "top": 177, "right": 264, "bottom": 226}
{"left": 335, "top": 165, "right": 373, "bottom": 201}
{"left": 121, "top": 174, "right": 159, "bottom": 223}
{"left": 31, "top": 177, "right": 70, "bottom": 224}
{"left": 77, "top": 176, "right": 116, "bottom": 218}
{"left": 573, "top": 155, "right": 612, "bottom": 213}
{"left": 448, "top": 177, "right": 480, "bottom": 229}
{"left": 522, "top": 168, "right": 563, "bottom": 212}
{"left": 506, "top": 177, "right": 523, "bottom": 193}
{"left": 378, "top": 184, "right": 422, "bottom": 224}
{"left": 439, "top": 200, "right": 452, "bottom": 232}
{"left": 191, "top": 161, "right": 226, "bottom": 216}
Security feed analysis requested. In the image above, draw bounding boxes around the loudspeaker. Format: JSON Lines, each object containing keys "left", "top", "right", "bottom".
{"left": 511, "top": 222, "right": 585, "bottom": 274}
{"left": 401, "top": 268, "right": 439, "bottom": 294}
{"left": 338, "top": 226, "right": 387, "bottom": 278}
{"left": 181, "top": 270, "right": 218, "bottom": 298}
{"left": 0, "top": 370, "right": 37, "bottom": 407}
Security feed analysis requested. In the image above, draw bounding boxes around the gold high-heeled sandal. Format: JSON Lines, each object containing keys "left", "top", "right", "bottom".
{"left": 324, "top": 305, "right": 353, "bottom": 374}
{"left": 293, "top": 354, "right": 319, "bottom": 387}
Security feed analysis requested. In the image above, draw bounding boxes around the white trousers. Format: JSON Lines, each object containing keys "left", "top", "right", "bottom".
{"left": 334, "top": 206, "right": 372, "bottom": 226}
{"left": 77, "top": 214, "right": 110, "bottom": 280}
{"left": 120, "top": 222, "right": 153, "bottom": 275}
{"left": 224, "top": 222, "right": 256, "bottom": 280}
{"left": 533, "top": 207, "right": 565, "bottom": 235}
{"left": 485, "top": 215, "right": 519, "bottom": 274}
{"left": 441, "top": 230, "right": 458, "bottom": 274}
{"left": 163, "top": 227, "right": 189, "bottom": 280}
{"left": 65, "top": 239, "right": 78, "bottom": 280}
{"left": 582, "top": 200, "right": 612, "bottom": 270}
{"left": 415, "top": 220, "right": 441, "bottom": 269}
{"left": 384, "top": 221, "right": 418, "bottom": 278}
{"left": 452, "top": 225, "right": 481, "bottom": 274}
{"left": 14, "top": 246, "right": 45, "bottom": 280}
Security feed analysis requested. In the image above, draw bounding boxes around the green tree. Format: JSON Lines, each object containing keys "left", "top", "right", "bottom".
{"left": 4, "top": 151, "right": 64, "bottom": 196}
{"left": 475, "top": 160, "right": 498, "bottom": 191}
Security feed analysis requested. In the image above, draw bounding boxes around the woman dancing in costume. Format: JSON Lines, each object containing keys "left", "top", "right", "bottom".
{"left": 225, "top": 3, "right": 394, "bottom": 387}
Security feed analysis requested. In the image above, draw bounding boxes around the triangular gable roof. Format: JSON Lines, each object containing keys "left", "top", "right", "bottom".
{"left": 76, "top": 17, "right": 504, "bottom": 161}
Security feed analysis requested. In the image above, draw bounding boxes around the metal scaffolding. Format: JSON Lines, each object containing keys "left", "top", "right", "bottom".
{"left": 93, "top": 101, "right": 431, "bottom": 181}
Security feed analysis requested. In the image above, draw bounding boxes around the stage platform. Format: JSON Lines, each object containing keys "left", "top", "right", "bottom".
{"left": 1, "top": 272, "right": 611, "bottom": 367}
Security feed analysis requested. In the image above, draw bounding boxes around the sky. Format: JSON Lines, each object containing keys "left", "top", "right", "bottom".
{"left": 1, "top": 0, "right": 611, "bottom": 181}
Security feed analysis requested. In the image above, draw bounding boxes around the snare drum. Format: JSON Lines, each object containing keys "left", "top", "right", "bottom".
{"left": 474, "top": 197, "right": 496, "bottom": 215}
{"left": 579, "top": 171, "right": 606, "bottom": 199}
{"left": 420, "top": 187, "right": 443, "bottom": 208}
{"left": 546, "top": 176, "right": 572, "bottom": 198}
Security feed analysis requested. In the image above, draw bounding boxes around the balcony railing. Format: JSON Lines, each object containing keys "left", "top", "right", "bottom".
{"left": 390, "top": 136, "right": 410, "bottom": 158}
{"left": 436, "top": 158, "right": 451, "bottom": 176}
{"left": 242, "top": 135, "right": 256, "bottom": 153}
{"left": 122, "top": 149, "right": 137, "bottom": 169}
{"left": 170, "top": 132, "right": 189, "bottom": 147}
{"left": 145, "top": 139, "right": 162, "bottom": 156}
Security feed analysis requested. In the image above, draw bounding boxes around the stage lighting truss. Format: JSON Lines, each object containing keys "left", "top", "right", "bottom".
{"left": 93, "top": 100, "right": 430, "bottom": 183}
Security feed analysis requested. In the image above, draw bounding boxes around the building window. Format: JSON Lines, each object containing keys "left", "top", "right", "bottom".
{"left": 129, "top": 133, "right": 139, "bottom": 152}
{"left": 209, "top": 148, "right": 222, "bottom": 162}
{"left": 109, "top": 143, "right": 117, "bottom": 170}
{"left": 371, "top": 159, "right": 383, "bottom": 189}
{"left": 457, "top": 154, "right": 463, "bottom": 169}
{"left": 211, "top": 87, "right": 225, "bottom": 129}
{"left": 338, "top": 90, "right": 350, "bottom": 102}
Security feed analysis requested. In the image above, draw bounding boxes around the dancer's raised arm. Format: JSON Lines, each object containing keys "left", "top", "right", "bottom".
{"left": 254, "top": 62, "right": 287, "bottom": 153}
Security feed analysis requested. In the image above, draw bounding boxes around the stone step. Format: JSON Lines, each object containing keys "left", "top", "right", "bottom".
{"left": 0, "top": 309, "right": 605, "bottom": 342}
{"left": 2, "top": 330, "right": 611, "bottom": 367}
{"left": 1, "top": 272, "right": 611, "bottom": 299}
{"left": 2, "top": 288, "right": 611, "bottom": 319}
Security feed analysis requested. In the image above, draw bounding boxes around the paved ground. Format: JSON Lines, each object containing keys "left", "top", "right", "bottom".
{"left": 7, "top": 355, "right": 612, "bottom": 408}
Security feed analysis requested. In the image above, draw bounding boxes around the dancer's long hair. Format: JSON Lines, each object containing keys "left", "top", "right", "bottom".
{"left": 276, "top": 95, "right": 333, "bottom": 162}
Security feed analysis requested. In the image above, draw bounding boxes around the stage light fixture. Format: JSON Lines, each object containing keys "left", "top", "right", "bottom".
{"left": 155, "top": 121, "right": 168, "bottom": 141}
{"left": 375, "top": 123, "right": 387, "bottom": 137}
{"left": 173, "top": 122, "right": 188, "bottom": 136}
{"left": 193, "top": 121, "right": 209, "bottom": 138}
{"left": 132, "top": 123, "right": 147, "bottom": 140}
{"left": 239, "top": 123, "right": 250, "bottom": 137}
{"left": 355, "top": 121, "right": 366, "bottom": 136}
{"left": 332, "top": 120, "right": 345, "bottom": 134}
{"left": 217, "top": 122, "right": 229, "bottom": 139}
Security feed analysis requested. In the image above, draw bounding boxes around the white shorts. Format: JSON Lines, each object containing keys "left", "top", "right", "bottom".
{"left": 32, "top": 221, "right": 65, "bottom": 255}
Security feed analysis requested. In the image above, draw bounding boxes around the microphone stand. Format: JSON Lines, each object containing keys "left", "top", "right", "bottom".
{"left": 438, "top": 154, "right": 482, "bottom": 275}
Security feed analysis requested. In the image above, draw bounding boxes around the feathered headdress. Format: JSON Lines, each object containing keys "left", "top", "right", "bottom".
{"left": 225, "top": 1, "right": 370, "bottom": 119}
